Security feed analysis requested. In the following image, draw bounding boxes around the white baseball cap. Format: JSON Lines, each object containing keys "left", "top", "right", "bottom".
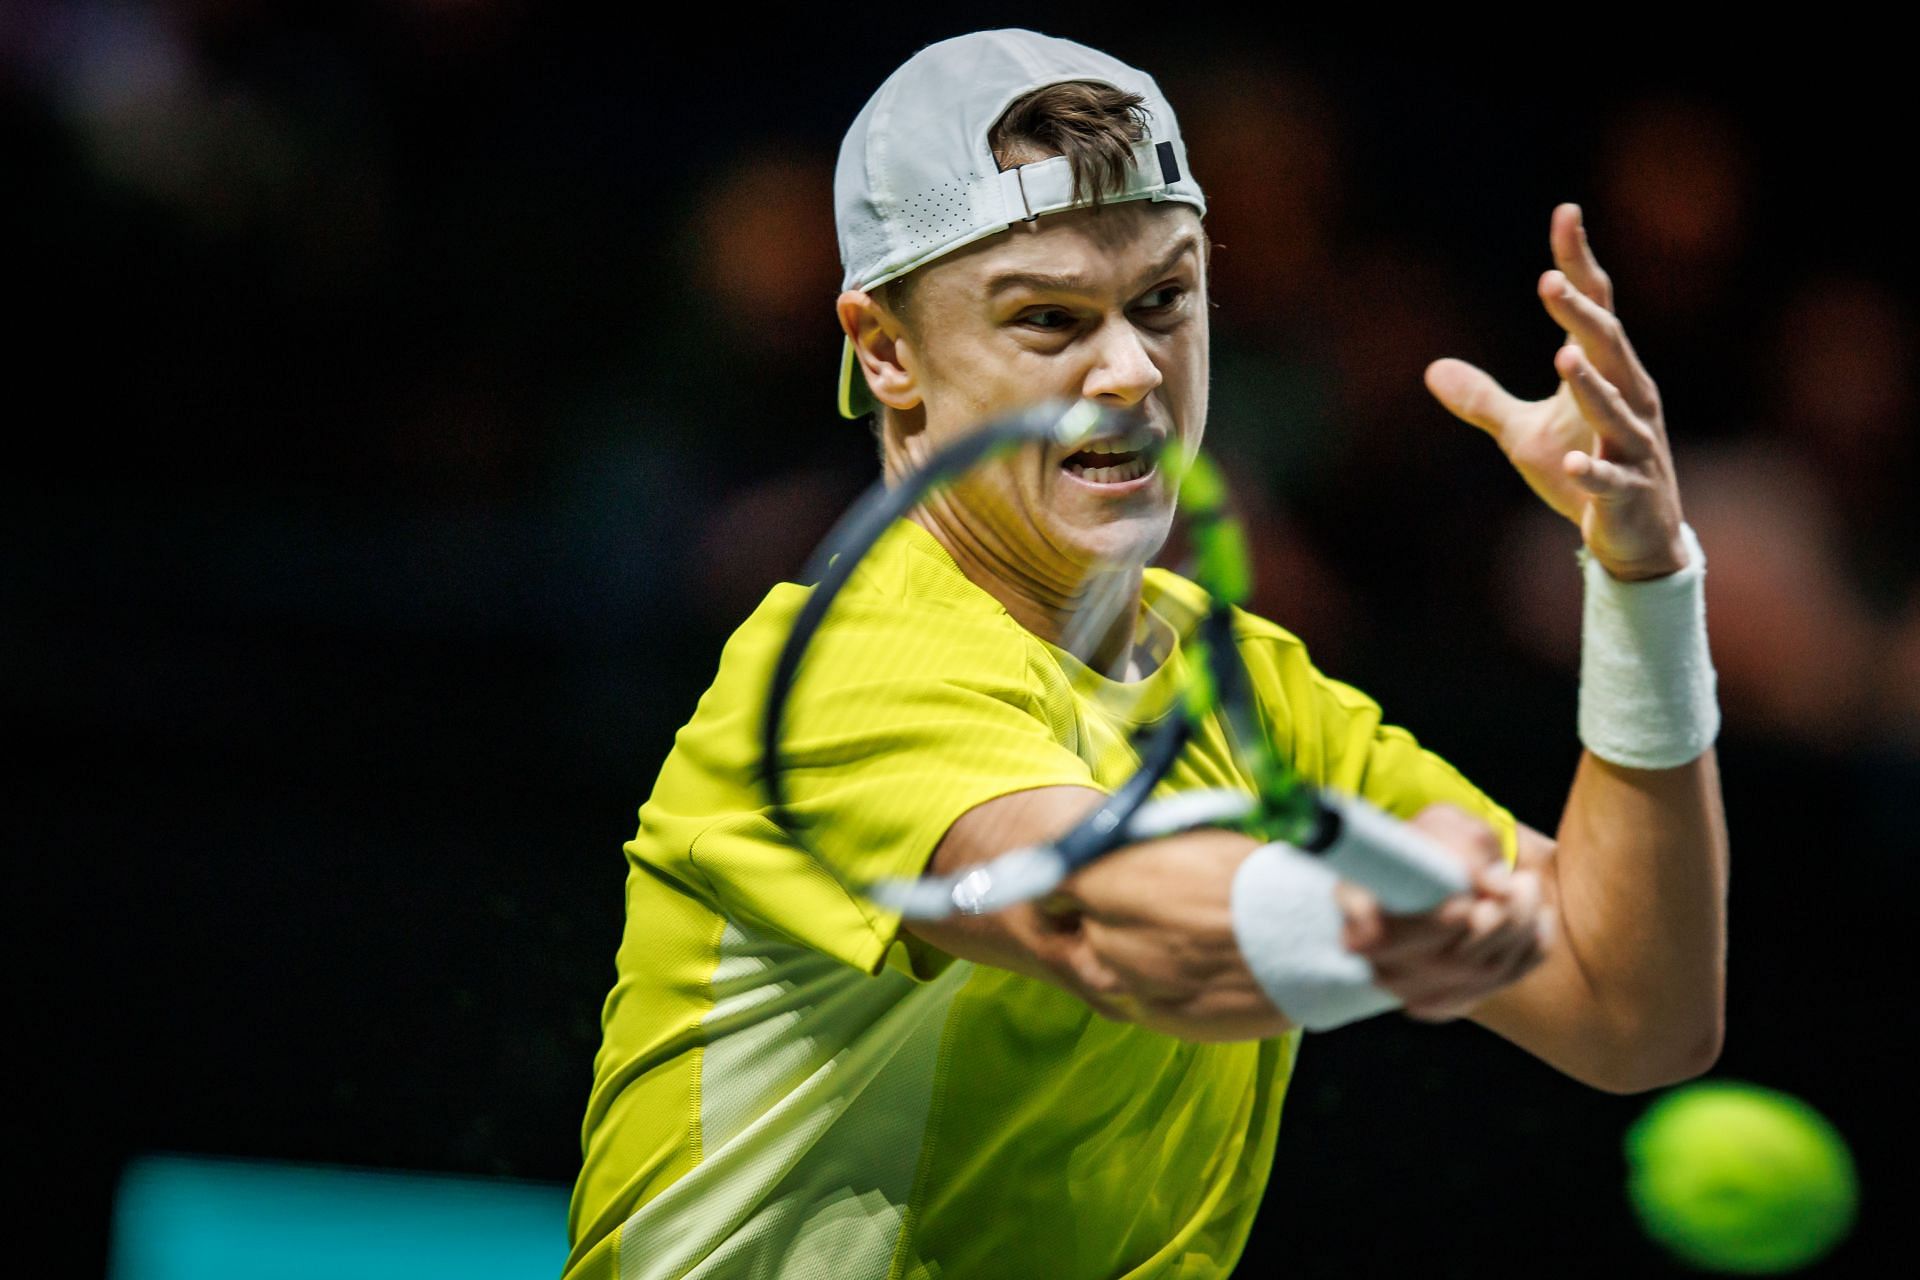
{"left": 833, "top": 29, "right": 1208, "bottom": 418}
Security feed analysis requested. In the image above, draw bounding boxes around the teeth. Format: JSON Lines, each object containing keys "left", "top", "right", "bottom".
{"left": 1080, "top": 434, "right": 1156, "bottom": 457}
{"left": 1072, "top": 455, "right": 1151, "bottom": 484}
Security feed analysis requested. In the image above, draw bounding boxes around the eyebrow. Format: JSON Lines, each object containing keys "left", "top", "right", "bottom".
{"left": 984, "top": 233, "right": 1202, "bottom": 299}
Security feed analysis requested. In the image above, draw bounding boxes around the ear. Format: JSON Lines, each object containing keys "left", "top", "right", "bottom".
{"left": 837, "top": 290, "right": 921, "bottom": 412}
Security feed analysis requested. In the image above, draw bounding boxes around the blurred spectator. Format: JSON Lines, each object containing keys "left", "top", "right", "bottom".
{"left": 654, "top": 143, "right": 871, "bottom": 626}
{"left": 691, "top": 149, "right": 841, "bottom": 359}
{"left": 1595, "top": 94, "right": 1751, "bottom": 328}
{"left": 1592, "top": 93, "right": 1759, "bottom": 450}
{"left": 1168, "top": 55, "right": 1343, "bottom": 332}
{"left": 1682, "top": 447, "right": 1884, "bottom": 749}
{"left": 1165, "top": 58, "right": 1361, "bottom": 661}
{"left": 1767, "top": 275, "right": 1916, "bottom": 602}
{"left": 1171, "top": 56, "right": 1346, "bottom": 493}
{"left": 17, "top": 0, "right": 393, "bottom": 274}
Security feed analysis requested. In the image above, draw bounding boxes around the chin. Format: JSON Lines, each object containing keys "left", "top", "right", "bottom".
{"left": 1054, "top": 503, "right": 1174, "bottom": 574}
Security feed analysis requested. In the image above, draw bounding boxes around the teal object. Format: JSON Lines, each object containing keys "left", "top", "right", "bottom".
{"left": 110, "top": 1153, "right": 571, "bottom": 1280}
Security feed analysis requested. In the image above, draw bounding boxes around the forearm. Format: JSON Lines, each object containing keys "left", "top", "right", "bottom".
{"left": 915, "top": 787, "right": 1546, "bottom": 1045}
{"left": 1552, "top": 507, "right": 1726, "bottom": 1085}
{"left": 1554, "top": 745, "right": 1728, "bottom": 1084}
{"left": 908, "top": 786, "right": 1296, "bottom": 1039}
{"left": 908, "top": 847, "right": 1300, "bottom": 1041}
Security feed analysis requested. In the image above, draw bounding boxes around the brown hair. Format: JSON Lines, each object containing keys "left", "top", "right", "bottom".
{"left": 874, "top": 80, "right": 1153, "bottom": 331}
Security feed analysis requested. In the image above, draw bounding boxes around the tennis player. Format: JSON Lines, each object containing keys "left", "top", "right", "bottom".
{"left": 564, "top": 30, "right": 1728, "bottom": 1279}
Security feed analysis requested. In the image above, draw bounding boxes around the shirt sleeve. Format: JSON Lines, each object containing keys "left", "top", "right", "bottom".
{"left": 1239, "top": 616, "right": 1521, "bottom": 868}
{"left": 687, "top": 599, "right": 1099, "bottom": 975}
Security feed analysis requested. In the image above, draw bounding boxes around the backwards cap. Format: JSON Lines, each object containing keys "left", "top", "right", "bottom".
{"left": 832, "top": 29, "right": 1208, "bottom": 418}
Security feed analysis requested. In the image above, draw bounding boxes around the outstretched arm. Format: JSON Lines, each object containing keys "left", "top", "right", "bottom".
{"left": 905, "top": 784, "right": 1551, "bottom": 1044}
{"left": 1421, "top": 203, "right": 1730, "bottom": 1093}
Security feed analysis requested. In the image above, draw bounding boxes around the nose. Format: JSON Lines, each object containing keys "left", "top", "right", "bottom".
{"left": 1080, "top": 318, "right": 1163, "bottom": 407}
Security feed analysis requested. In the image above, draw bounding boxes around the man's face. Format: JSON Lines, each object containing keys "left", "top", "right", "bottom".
{"left": 888, "top": 201, "right": 1209, "bottom": 593}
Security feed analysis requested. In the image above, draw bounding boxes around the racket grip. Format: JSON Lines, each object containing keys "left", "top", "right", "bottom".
{"left": 1310, "top": 792, "right": 1473, "bottom": 913}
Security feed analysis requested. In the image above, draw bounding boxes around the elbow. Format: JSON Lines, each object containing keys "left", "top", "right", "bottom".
{"left": 1687, "top": 1012, "right": 1727, "bottom": 1079}
{"left": 1594, "top": 1016, "right": 1725, "bottom": 1096}
{"left": 1579, "top": 959, "right": 1726, "bottom": 1095}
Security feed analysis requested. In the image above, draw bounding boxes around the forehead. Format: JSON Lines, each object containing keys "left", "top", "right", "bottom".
{"left": 914, "top": 202, "right": 1204, "bottom": 302}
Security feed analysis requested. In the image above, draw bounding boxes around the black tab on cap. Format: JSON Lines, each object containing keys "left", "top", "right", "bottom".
{"left": 1156, "top": 140, "right": 1180, "bottom": 185}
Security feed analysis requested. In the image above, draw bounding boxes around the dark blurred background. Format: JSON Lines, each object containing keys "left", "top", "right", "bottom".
{"left": 8, "top": 4, "right": 1914, "bottom": 1275}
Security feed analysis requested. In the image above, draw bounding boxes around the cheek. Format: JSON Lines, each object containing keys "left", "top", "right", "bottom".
{"left": 925, "top": 352, "right": 1072, "bottom": 447}
{"left": 1167, "top": 331, "right": 1209, "bottom": 432}
{"left": 919, "top": 338, "right": 1021, "bottom": 426}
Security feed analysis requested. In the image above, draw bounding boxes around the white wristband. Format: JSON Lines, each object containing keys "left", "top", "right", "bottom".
{"left": 1577, "top": 522, "right": 1720, "bottom": 770}
{"left": 1230, "top": 842, "right": 1401, "bottom": 1032}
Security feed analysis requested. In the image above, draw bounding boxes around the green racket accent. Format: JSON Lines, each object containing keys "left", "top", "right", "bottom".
{"left": 1175, "top": 453, "right": 1252, "bottom": 606}
{"left": 1180, "top": 643, "right": 1218, "bottom": 720}
{"left": 1169, "top": 449, "right": 1320, "bottom": 844}
{"left": 1247, "top": 743, "right": 1320, "bottom": 843}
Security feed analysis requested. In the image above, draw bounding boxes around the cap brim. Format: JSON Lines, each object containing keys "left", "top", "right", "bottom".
{"left": 837, "top": 335, "right": 876, "bottom": 419}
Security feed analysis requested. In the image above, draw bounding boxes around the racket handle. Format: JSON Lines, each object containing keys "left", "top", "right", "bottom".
{"left": 866, "top": 845, "right": 1070, "bottom": 920}
{"left": 1309, "top": 792, "right": 1473, "bottom": 913}
{"left": 1120, "top": 789, "right": 1256, "bottom": 841}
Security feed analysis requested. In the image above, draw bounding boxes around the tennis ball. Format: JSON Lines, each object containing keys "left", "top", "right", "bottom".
{"left": 1625, "top": 1081, "right": 1858, "bottom": 1273}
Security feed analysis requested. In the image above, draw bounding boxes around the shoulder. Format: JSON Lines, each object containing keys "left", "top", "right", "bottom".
{"left": 709, "top": 523, "right": 1035, "bottom": 688}
{"left": 811, "top": 522, "right": 1053, "bottom": 698}
{"left": 1140, "top": 565, "right": 1319, "bottom": 682}
{"left": 1142, "top": 564, "right": 1390, "bottom": 767}
{"left": 676, "top": 527, "right": 1063, "bottom": 768}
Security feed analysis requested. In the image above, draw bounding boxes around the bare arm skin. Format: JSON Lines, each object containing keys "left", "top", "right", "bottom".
{"left": 1460, "top": 752, "right": 1728, "bottom": 1094}
{"left": 906, "top": 761, "right": 1722, "bottom": 1096}
{"left": 1419, "top": 203, "right": 1731, "bottom": 1093}
{"left": 904, "top": 785, "right": 1549, "bottom": 1045}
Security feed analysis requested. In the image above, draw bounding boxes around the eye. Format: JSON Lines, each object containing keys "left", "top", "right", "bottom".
{"left": 1135, "top": 285, "right": 1186, "bottom": 314}
{"left": 1019, "top": 307, "right": 1075, "bottom": 332}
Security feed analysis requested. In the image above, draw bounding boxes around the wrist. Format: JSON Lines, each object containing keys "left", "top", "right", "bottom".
{"left": 1577, "top": 522, "right": 1720, "bottom": 769}
{"left": 1589, "top": 527, "right": 1692, "bottom": 583}
{"left": 1230, "top": 843, "right": 1401, "bottom": 1032}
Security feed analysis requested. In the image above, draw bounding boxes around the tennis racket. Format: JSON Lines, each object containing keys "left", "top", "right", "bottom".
{"left": 760, "top": 398, "right": 1471, "bottom": 921}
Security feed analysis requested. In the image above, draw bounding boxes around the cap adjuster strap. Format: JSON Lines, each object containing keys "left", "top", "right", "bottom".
{"left": 1155, "top": 140, "right": 1181, "bottom": 186}
{"left": 1014, "top": 165, "right": 1037, "bottom": 222}
{"left": 997, "top": 167, "right": 1037, "bottom": 224}
{"left": 995, "top": 137, "right": 1186, "bottom": 227}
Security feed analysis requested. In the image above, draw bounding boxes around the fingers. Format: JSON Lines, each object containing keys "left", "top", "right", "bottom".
{"left": 1454, "top": 867, "right": 1543, "bottom": 970}
{"left": 1539, "top": 271, "right": 1656, "bottom": 415}
{"left": 1342, "top": 804, "right": 1555, "bottom": 1021}
{"left": 1406, "top": 803, "right": 1505, "bottom": 877}
{"left": 1550, "top": 203, "right": 1614, "bottom": 313}
{"left": 1562, "top": 449, "right": 1639, "bottom": 499}
{"left": 1393, "top": 893, "right": 1549, "bottom": 1022}
{"left": 1352, "top": 893, "right": 1475, "bottom": 971}
{"left": 1336, "top": 880, "right": 1384, "bottom": 951}
{"left": 1423, "top": 357, "right": 1526, "bottom": 444}
{"left": 1057, "top": 933, "right": 1144, "bottom": 1022}
{"left": 1351, "top": 802, "right": 1502, "bottom": 964}
{"left": 1360, "top": 863, "right": 1553, "bottom": 1020}
{"left": 1555, "top": 344, "right": 1655, "bottom": 473}
{"left": 1359, "top": 868, "right": 1538, "bottom": 974}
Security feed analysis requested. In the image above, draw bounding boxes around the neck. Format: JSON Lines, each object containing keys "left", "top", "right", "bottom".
{"left": 909, "top": 504, "right": 1146, "bottom": 677}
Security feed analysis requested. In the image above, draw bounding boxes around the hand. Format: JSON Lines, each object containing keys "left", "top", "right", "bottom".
{"left": 1333, "top": 804, "right": 1556, "bottom": 1022}
{"left": 1424, "top": 203, "right": 1689, "bottom": 580}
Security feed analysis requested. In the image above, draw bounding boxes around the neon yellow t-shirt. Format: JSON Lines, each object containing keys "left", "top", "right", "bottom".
{"left": 564, "top": 521, "right": 1516, "bottom": 1280}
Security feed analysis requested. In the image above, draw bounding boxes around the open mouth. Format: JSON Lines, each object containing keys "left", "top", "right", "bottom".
{"left": 1059, "top": 429, "right": 1163, "bottom": 486}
